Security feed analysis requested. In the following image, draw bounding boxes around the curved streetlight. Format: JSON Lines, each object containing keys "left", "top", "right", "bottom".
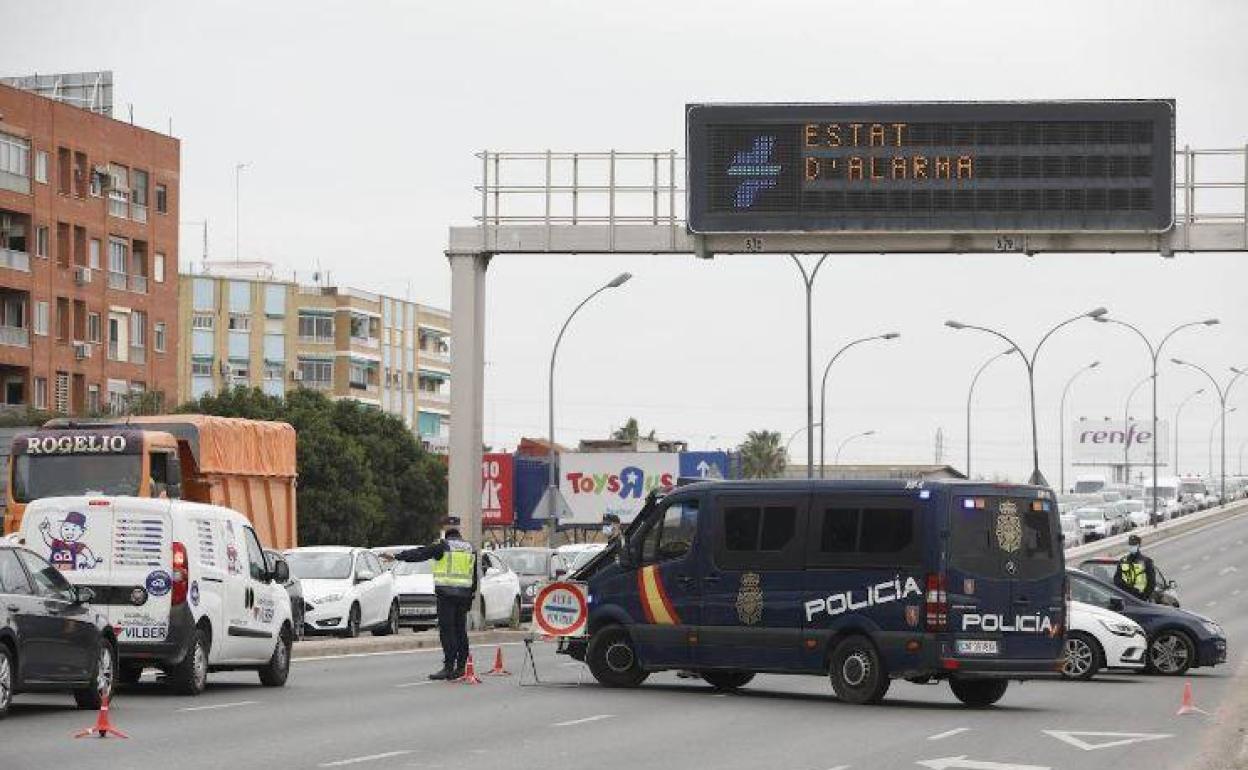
{"left": 1058, "top": 361, "right": 1099, "bottom": 492}
{"left": 1173, "top": 388, "right": 1206, "bottom": 477}
{"left": 545, "top": 272, "right": 633, "bottom": 541}
{"left": 1172, "top": 359, "right": 1247, "bottom": 503}
{"left": 834, "top": 430, "right": 876, "bottom": 465}
{"left": 1239, "top": 437, "right": 1248, "bottom": 476}
{"left": 945, "top": 307, "right": 1107, "bottom": 486}
{"left": 1095, "top": 317, "right": 1218, "bottom": 518}
{"left": 1122, "top": 373, "right": 1156, "bottom": 487}
{"left": 784, "top": 422, "right": 822, "bottom": 475}
{"left": 818, "top": 333, "right": 900, "bottom": 478}
{"left": 965, "top": 348, "right": 1020, "bottom": 479}
{"left": 1208, "top": 407, "right": 1238, "bottom": 491}
{"left": 791, "top": 255, "right": 831, "bottom": 479}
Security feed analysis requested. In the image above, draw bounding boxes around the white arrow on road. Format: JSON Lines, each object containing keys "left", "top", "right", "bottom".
{"left": 1043, "top": 730, "right": 1172, "bottom": 751}
{"left": 1218, "top": 566, "right": 1239, "bottom": 576}
{"left": 916, "top": 757, "right": 1049, "bottom": 770}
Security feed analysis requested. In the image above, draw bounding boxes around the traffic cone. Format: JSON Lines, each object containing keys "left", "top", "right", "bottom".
{"left": 1176, "top": 681, "right": 1206, "bottom": 716}
{"left": 486, "top": 646, "right": 510, "bottom": 676}
{"left": 457, "top": 654, "right": 483, "bottom": 685}
{"left": 73, "top": 695, "right": 129, "bottom": 739}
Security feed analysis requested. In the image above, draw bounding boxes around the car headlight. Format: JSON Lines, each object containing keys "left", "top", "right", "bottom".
{"left": 316, "top": 593, "right": 344, "bottom": 604}
{"left": 524, "top": 584, "right": 537, "bottom": 597}
{"left": 1099, "top": 619, "right": 1139, "bottom": 637}
{"left": 1201, "top": 621, "right": 1224, "bottom": 637}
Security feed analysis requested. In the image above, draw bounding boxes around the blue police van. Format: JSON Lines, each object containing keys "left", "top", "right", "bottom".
{"left": 562, "top": 479, "right": 1066, "bottom": 706}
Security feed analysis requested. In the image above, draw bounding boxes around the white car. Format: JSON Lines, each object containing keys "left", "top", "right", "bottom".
{"left": 373, "top": 546, "right": 436, "bottom": 630}
{"left": 285, "top": 547, "right": 399, "bottom": 638}
{"left": 1113, "top": 500, "right": 1150, "bottom": 530}
{"left": 1074, "top": 507, "right": 1112, "bottom": 541}
{"left": 566, "top": 543, "right": 608, "bottom": 574}
{"left": 375, "top": 546, "right": 522, "bottom": 629}
{"left": 478, "top": 550, "right": 523, "bottom": 628}
{"left": 1059, "top": 513, "right": 1081, "bottom": 549}
{"left": 1062, "top": 600, "right": 1147, "bottom": 680}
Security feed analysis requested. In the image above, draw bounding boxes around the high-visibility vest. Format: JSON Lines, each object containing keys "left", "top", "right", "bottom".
{"left": 432, "top": 540, "right": 476, "bottom": 589}
{"left": 1118, "top": 558, "right": 1147, "bottom": 594}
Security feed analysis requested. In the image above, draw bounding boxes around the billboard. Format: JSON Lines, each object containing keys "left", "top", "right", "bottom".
{"left": 686, "top": 101, "right": 1175, "bottom": 233}
{"left": 1071, "top": 419, "right": 1169, "bottom": 466}
{"left": 481, "top": 453, "right": 514, "bottom": 526}
{"left": 559, "top": 452, "right": 679, "bottom": 525}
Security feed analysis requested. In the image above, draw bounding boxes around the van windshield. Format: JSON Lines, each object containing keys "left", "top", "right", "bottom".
{"left": 949, "top": 496, "right": 1060, "bottom": 579}
{"left": 1073, "top": 480, "right": 1104, "bottom": 494}
{"left": 11, "top": 454, "right": 142, "bottom": 503}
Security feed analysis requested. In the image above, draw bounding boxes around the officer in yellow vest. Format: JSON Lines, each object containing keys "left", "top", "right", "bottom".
{"left": 396, "top": 517, "right": 478, "bottom": 680}
{"left": 1113, "top": 534, "right": 1156, "bottom": 602}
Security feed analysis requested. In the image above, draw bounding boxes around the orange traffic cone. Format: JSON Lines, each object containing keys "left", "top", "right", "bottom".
{"left": 1176, "top": 681, "right": 1206, "bottom": 716}
{"left": 457, "top": 654, "right": 483, "bottom": 685}
{"left": 73, "top": 694, "right": 129, "bottom": 739}
{"left": 486, "top": 646, "right": 511, "bottom": 676}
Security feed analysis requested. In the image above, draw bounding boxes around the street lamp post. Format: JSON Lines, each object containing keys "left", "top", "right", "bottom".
{"left": 1058, "top": 361, "right": 1099, "bottom": 493}
{"left": 834, "top": 430, "right": 875, "bottom": 464}
{"left": 545, "top": 272, "right": 633, "bottom": 544}
{"left": 790, "top": 255, "right": 830, "bottom": 480}
{"left": 1173, "top": 359, "right": 1246, "bottom": 504}
{"left": 1095, "top": 317, "right": 1218, "bottom": 521}
{"left": 1208, "top": 408, "right": 1237, "bottom": 489}
{"left": 784, "top": 422, "right": 822, "bottom": 475}
{"left": 945, "top": 307, "right": 1107, "bottom": 486}
{"left": 1173, "top": 388, "right": 1205, "bottom": 477}
{"left": 966, "top": 348, "right": 1019, "bottom": 479}
{"left": 234, "top": 162, "right": 248, "bottom": 263}
{"left": 1123, "top": 374, "right": 1155, "bottom": 487}
{"left": 818, "top": 333, "right": 900, "bottom": 478}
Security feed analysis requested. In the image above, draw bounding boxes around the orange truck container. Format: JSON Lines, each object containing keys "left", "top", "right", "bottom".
{"left": 6, "top": 414, "right": 298, "bottom": 549}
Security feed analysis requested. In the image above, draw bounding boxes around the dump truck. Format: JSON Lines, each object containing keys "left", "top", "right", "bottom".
{"left": 5, "top": 414, "right": 297, "bottom": 549}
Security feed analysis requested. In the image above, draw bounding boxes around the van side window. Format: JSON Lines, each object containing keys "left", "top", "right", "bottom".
{"left": 807, "top": 502, "right": 919, "bottom": 568}
{"left": 640, "top": 500, "right": 698, "bottom": 564}
{"left": 716, "top": 501, "right": 803, "bottom": 570}
{"left": 243, "top": 527, "right": 267, "bottom": 581}
{"left": 0, "top": 550, "right": 32, "bottom": 595}
{"left": 149, "top": 451, "right": 169, "bottom": 496}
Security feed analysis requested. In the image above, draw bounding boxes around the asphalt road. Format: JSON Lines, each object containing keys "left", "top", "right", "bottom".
{"left": 5, "top": 509, "right": 1247, "bottom": 770}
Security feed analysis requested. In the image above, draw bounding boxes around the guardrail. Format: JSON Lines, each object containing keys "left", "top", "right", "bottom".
{"left": 1067, "top": 497, "right": 1248, "bottom": 560}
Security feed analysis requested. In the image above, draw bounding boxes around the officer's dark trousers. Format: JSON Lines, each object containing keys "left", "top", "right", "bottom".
{"left": 436, "top": 593, "right": 472, "bottom": 673}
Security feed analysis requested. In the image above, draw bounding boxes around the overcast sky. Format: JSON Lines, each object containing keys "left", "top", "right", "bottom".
{"left": 8, "top": 0, "right": 1248, "bottom": 483}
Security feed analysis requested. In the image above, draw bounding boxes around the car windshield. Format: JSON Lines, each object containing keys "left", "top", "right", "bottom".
{"left": 498, "top": 549, "right": 548, "bottom": 575}
{"left": 1076, "top": 508, "right": 1105, "bottom": 521}
{"left": 285, "top": 551, "right": 353, "bottom": 580}
{"left": 1119, "top": 501, "right": 1145, "bottom": 513}
{"left": 1180, "top": 481, "right": 1206, "bottom": 495}
{"left": 11, "top": 454, "right": 141, "bottom": 502}
{"left": 392, "top": 561, "right": 432, "bottom": 576}
{"left": 949, "top": 496, "right": 1060, "bottom": 579}
{"left": 1074, "top": 481, "right": 1104, "bottom": 494}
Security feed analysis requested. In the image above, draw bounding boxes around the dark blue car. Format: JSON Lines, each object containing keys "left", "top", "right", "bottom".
{"left": 563, "top": 479, "right": 1067, "bottom": 707}
{"left": 1067, "top": 568, "right": 1226, "bottom": 675}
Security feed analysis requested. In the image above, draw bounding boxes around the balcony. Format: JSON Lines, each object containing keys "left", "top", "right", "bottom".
{"left": 0, "top": 325, "right": 29, "bottom": 347}
{"left": 129, "top": 346, "right": 146, "bottom": 365}
{"left": 0, "top": 248, "right": 30, "bottom": 273}
{"left": 130, "top": 203, "right": 148, "bottom": 224}
{"left": 419, "top": 348, "right": 451, "bottom": 366}
{"left": 419, "top": 390, "right": 450, "bottom": 408}
{"left": 108, "top": 271, "right": 127, "bottom": 290}
{"left": 302, "top": 379, "right": 333, "bottom": 391}
{"left": 108, "top": 340, "right": 119, "bottom": 360}
{"left": 350, "top": 335, "right": 379, "bottom": 350}
{"left": 108, "top": 191, "right": 129, "bottom": 219}
{"left": 129, "top": 275, "right": 148, "bottom": 294}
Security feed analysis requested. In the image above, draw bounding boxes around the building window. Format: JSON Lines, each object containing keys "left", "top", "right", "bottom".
{"left": 191, "top": 358, "right": 213, "bottom": 377}
{"left": 193, "top": 278, "right": 215, "bottom": 311}
{"left": 0, "top": 131, "right": 31, "bottom": 194}
{"left": 228, "top": 281, "right": 251, "bottom": 313}
{"left": 87, "top": 312, "right": 101, "bottom": 343}
{"left": 349, "top": 362, "right": 373, "bottom": 390}
{"left": 264, "top": 362, "right": 284, "bottom": 381}
{"left": 154, "top": 253, "right": 165, "bottom": 283}
{"left": 154, "top": 322, "right": 166, "bottom": 353}
{"left": 192, "top": 328, "right": 214, "bottom": 356}
{"left": 191, "top": 313, "right": 215, "bottom": 330}
{"left": 155, "top": 184, "right": 168, "bottom": 214}
{"left": 229, "top": 359, "right": 250, "bottom": 381}
{"left": 108, "top": 238, "right": 128, "bottom": 290}
{"left": 33, "top": 377, "right": 47, "bottom": 410}
{"left": 88, "top": 238, "right": 101, "bottom": 270}
{"left": 36, "top": 226, "right": 48, "bottom": 258}
{"left": 297, "top": 312, "right": 333, "bottom": 341}
{"left": 263, "top": 333, "right": 284, "bottom": 362}
{"left": 33, "top": 301, "right": 49, "bottom": 336}
{"left": 227, "top": 313, "right": 251, "bottom": 332}
{"left": 130, "top": 311, "right": 146, "bottom": 348}
{"left": 87, "top": 384, "right": 100, "bottom": 413}
{"left": 34, "top": 150, "right": 48, "bottom": 184}
{"left": 263, "top": 284, "right": 285, "bottom": 317}
{"left": 297, "top": 358, "right": 332, "bottom": 386}
{"left": 54, "top": 372, "right": 69, "bottom": 414}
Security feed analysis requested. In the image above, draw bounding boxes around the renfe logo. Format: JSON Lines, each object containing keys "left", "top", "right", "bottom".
{"left": 1078, "top": 425, "right": 1152, "bottom": 445}
{"left": 564, "top": 468, "right": 675, "bottom": 500}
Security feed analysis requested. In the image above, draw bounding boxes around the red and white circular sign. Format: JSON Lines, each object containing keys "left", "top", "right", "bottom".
{"left": 532, "top": 581, "right": 589, "bottom": 637}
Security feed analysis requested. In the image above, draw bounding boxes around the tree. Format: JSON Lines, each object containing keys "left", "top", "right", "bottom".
{"left": 612, "top": 417, "right": 656, "bottom": 442}
{"left": 738, "top": 430, "right": 787, "bottom": 479}
{"left": 177, "top": 386, "right": 445, "bottom": 547}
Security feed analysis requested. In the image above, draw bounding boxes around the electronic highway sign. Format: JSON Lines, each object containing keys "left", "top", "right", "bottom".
{"left": 686, "top": 101, "right": 1174, "bottom": 234}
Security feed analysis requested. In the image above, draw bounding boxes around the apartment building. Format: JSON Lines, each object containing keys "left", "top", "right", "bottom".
{"left": 178, "top": 270, "right": 451, "bottom": 445}
{"left": 0, "top": 81, "right": 179, "bottom": 414}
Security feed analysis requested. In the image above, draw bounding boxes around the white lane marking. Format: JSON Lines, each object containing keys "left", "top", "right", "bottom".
{"left": 916, "top": 757, "right": 1048, "bottom": 770}
{"left": 1219, "top": 566, "right": 1239, "bottom": 575}
{"left": 552, "top": 714, "right": 613, "bottom": 727}
{"left": 1202, "top": 554, "right": 1211, "bottom": 561}
{"left": 928, "top": 728, "right": 971, "bottom": 741}
{"left": 1043, "top": 730, "right": 1172, "bottom": 751}
{"left": 1206, "top": 601, "right": 1218, "bottom": 608}
{"left": 394, "top": 680, "right": 437, "bottom": 688}
{"left": 294, "top": 641, "right": 526, "bottom": 663}
{"left": 319, "top": 751, "right": 413, "bottom": 767}
{"left": 826, "top": 766, "right": 850, "bottom": 770}
{"left": 1232, "top": 589, "right": 1242, "bottom": 596}
{"left": 1181, "top": 564, "right": 1192, "bottom": 571}
{"left": 178, "top": 700, "right": 256, "bottom": 713}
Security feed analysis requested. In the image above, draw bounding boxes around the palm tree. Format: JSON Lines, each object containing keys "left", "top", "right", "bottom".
{"left": 612, "top": 417, "right": 656, "bottom": 442}
{"left": 739, "top": 430, "right": 787, "bottom": 479}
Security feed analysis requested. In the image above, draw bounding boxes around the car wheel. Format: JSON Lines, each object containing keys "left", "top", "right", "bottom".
{"left": 508, "top": 598, "right": 522, "bottom": 629}
{"left": 0, "top": 644, "right": 14, "bottom": 719}
{"left": 1062, "top": 632, "right": 1102, "bottom": 681}
{"left": 343, "top": 604, "right": 361, "bottom": 639}
{"left": 259, "top": 626, "right": 292, "bottom": 687}
{"left": 372, "top": 601, "right": 399, "bottom": 637}
{"left": 74, "top": 638, "right": 116, "bottom": 709}
{"left": 828, "top": 636, "right": 890, "bottom": 705}
{"left": 949, "top": 678, "right": 1009, "bottom": 707}
{"left": 586, "top": 625, "right": 649, "bottom": 688}
{"left": 170, "top": 628, "right": 210, "bottom": 696}
{"left": 1147, "top": 629, "right": 1195, "bottom": 675}
{"left": 701, "top": 671, "right": 755, "bottom": 691}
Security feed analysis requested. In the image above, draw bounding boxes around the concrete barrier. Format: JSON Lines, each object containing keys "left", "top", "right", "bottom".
{"left": 292, "top": 627, "right": 530, "bottom": 659}
{"left": 1066, "top": 498, "right": 1248, "bottom": 561}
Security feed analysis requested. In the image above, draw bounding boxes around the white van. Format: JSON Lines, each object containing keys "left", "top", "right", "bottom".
{"left": 18, "top": 496, "right": 293, "bottom": 695}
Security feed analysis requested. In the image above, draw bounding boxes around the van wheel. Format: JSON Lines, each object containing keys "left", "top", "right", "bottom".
{"left": 1147, "top": 629, "right": 1194, "bottom": 675}
{"left": 1062, "top": 632, "right": 1102, "bottom": 680}
{"left": 342, "top": 604, "right": 361, "bottom": 639}
{"left": 74, "top": 638, "right": 116, "bottom": 709}
{"left": 0, "top": 644, "right": 13, "bottom": 719}
{"left": 586, "top": 626, "right": 649, "bottom": 688}
{"left": 372, "top": 602, "right": 399, "bottom": 637}
{"left": 828, "top": 636, "right": 890, "bottom": 705}
{"left": 259, "top": 627, "right": 292, "bottom": 687}
{"left": 701, "top": 671, "right": 755, "bottom": 691}
{"left": 950, "top": 678, "right": 1009, "bottom": 707}
{"left": 170, "top": 628, "right": 209, "bottom": 696}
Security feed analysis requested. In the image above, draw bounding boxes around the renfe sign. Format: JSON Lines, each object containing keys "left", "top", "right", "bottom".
{"left": 1071, "top": 419, "right": 1170, "bottom": 466}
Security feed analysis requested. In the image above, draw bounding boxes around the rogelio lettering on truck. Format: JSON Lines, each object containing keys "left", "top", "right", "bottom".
{"left": 561, "top": 479, "right": 1067, "bottom": 707}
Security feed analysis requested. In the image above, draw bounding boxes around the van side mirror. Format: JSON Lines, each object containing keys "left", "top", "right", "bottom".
{"left": 1108, "top": 597, "right": 1125, "bottom": 612}
{"left": 73, "top": 585, "right": 96, "bottom": 605}
{"left": 271, "top": 559, "right": 290, "bottom": 584}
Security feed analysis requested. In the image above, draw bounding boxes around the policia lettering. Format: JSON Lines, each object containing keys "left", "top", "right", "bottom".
{"left": 433, "top": 540, "right": 476, "bottom": 589}
{"left": 804, "top": 576, "right": 922, "bottom": 622}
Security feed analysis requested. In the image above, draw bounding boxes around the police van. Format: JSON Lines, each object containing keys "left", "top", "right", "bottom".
{"left": 563, "top": 479, "right": 1066, "bottom": 707}
{"left": 18, "top": 496, "right": 293, "bottom": 695}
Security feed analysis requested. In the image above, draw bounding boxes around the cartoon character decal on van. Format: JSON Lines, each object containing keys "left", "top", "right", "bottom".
{"left": 38, "top": 511, "right": 103, "bottom": 571}
{"left": 225, "top": 519, "right": 242, "bottom": 575}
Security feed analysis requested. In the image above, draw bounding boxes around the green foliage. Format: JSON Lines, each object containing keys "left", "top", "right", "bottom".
{"left": 0, "top": 407, "right": 58, "bottom": 428}
{"left": 612, "top": 417, "right": 656, "bottom": 442}
{"left": 738, "top": 429, "right": 787, "bottom": 479}
{"left": 177, "top": 387, "right": 445, "bottom": 547}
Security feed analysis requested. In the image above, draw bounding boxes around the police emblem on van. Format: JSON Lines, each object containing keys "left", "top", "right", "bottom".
{"left": 996, "top": 500, "right": 1022, "bottom": 553}
{"left": 736, "top": 572, "right": 763, "bottom": 625}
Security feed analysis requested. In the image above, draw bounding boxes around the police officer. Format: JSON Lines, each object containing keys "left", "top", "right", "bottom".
{"left": 395, "top": 518, "right": 478, "bottom": 680}
{"left": 1113, "top": 534, "right": 1157, "bottom": 601}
